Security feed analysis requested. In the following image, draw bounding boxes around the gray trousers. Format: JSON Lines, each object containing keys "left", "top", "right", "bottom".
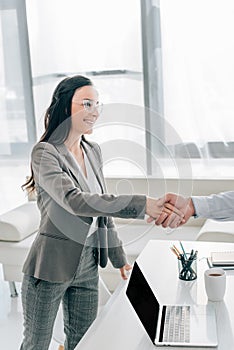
{"left": 20, "top": 241, "right": 99, "bottom": 350}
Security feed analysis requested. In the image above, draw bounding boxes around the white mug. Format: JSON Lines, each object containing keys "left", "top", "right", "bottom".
{"left": 204, "top": 268, "right": 226, "bottom": 301}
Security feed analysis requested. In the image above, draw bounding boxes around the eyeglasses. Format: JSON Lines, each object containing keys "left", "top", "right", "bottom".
{"left": 72, "top": 99, "right": 103, "bottom": 114}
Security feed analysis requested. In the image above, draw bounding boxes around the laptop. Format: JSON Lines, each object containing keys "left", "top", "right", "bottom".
{"left": 126, "top": 262, "right": 218, "bottom": 347}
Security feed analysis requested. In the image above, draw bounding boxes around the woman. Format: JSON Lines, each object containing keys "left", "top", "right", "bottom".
{"left": 20, "top": 75, "right": 182, "bottom": 350}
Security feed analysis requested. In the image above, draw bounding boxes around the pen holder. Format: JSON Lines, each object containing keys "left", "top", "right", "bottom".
{"left": 178, "top": 253, "right": 197, "bottom": 281}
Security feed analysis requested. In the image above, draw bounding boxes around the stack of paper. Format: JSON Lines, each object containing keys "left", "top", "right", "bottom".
{"left": 207, "top": 251, "right": 234, "bottom": 270}
{"left": 211, "top": 251, "right": 234, "bottom": 266}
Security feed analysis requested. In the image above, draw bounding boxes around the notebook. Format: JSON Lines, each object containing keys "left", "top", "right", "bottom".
{"left": 207, "top": 257, "right": 234, "bottom": 270}
{"left": 211, "top": 251, "right": 234, "bottom": 266}
{"left": 126, "top": 262, "right": 218, "bottom": 347}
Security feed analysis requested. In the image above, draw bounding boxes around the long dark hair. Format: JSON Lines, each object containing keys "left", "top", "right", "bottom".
{"left": 22, "top": 75, "right": 93, "bottom": 193}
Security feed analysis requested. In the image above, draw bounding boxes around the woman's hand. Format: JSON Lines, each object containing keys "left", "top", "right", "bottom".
{"left": 119, "top": 263, "right": 132, "bottom": 280}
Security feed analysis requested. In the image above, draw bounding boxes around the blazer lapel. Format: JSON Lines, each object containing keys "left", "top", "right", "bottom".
{"left": 54, "top": 143, "right": 90, "bottom": 192}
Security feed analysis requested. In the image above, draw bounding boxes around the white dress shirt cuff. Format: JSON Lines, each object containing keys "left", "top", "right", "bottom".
{"left": 191, "top": 196, "right": 210, "bottom": 218}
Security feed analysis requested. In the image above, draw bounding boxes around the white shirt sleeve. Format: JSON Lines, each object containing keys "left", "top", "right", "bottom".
{"left": 192, "top": 191, "right": 234, "bottom": 221}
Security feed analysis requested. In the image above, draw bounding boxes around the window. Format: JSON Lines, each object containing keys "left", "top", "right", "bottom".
{"left": 1, "top": 0, "right": 233, "bottom": 215}
{"left": 0, "top": 0, "right": 35, "bottom": 157}
{"left": 0, "top": 0, "right": 35, "bottom": 213}
{"left": 160, "top": 0, "right": 234, "bottom": 160}
{"left": 26, "top": 0, "right": 146, "bottom": 177}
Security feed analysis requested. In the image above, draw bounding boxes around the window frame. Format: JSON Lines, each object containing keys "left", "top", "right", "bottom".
{"left": 0, "top": 0, "right": 36, "bottom": 158}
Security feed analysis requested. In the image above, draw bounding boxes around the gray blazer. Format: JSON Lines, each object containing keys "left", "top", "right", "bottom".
{"left": 22, "top": 138, "right": 146, "bottom": 282}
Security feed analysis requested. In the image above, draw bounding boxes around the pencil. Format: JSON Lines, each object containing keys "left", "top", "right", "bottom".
{"left": 179, "top": 241, "right": 187, "bottom": 259}
{"left": 170, "top": 246, "right": 180, "bottom": 258}
{"left": 173, "top": 244, "right": 181, "bottom": 256}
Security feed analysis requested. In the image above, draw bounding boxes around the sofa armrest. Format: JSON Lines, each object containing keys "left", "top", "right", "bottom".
{"left": 196, "top": 219, "right": 234, "bottom": 242}
{"left": 0, "top": 232, "right": 37, "bottom": 282}
{"left": 0, "top": 202, "right": 40, "bottom": 241}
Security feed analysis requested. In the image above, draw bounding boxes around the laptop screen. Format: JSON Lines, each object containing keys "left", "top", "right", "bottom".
{"left": 126, "top": 261, "right": 160, "bottom": 343}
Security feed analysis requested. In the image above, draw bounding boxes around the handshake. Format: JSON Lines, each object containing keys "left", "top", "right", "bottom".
{"left": 146, "top": 193, "right": 195, "bottom": 228}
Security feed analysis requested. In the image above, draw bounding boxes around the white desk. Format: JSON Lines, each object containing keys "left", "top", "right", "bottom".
{"left": 75, "top": 240, "right": 234, "bottom": 350}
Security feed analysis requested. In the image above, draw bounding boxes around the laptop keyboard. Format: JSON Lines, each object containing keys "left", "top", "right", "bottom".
{"left": 163, "top": 305, "right": 190, "bottom": 343}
